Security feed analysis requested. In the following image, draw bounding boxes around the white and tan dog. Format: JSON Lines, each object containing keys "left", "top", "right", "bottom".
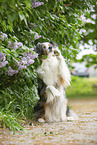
{"left": 34, "top": 42, "right": 78, "bottom": 122}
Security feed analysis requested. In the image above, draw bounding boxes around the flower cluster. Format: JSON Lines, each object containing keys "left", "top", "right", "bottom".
{"left": 0, "top": 31, "right": 23, "bottom": 50}
{"left": 8, "top": 66, "right": 18, "bottom": 76}
{"left": 8, "top": 41, "right": 23, "bottom": 50}
{"left": 18, "top": 51, "right": 38, "bottom": 70}
{"left": 0, "top": 32, "right": 7, "bottom": 41}
{"left": 34, "top": 34, "right": 41, "bottom": 40}
{"left": 0, "top": 52, "right": 8, "bottom": 68}
{"left": 32, "top": 1, "right": 44, "bottom": 9}
{"left": 58, "top": 0, "right": 63, "bottom": 1}
{"left": 0, "top": 32, "right": 38, "bottom": 76}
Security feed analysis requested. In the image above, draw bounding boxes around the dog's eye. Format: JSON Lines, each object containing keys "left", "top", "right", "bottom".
{"left": 49, "top": 46, "right": 52, "bottom": 52}
{"left": 42, "top": 45, "right": 46, "bottom": 49}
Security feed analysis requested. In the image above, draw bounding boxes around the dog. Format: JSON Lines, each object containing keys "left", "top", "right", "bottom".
{"left": 34, "top": 42, "right": 78, "bottom": 122}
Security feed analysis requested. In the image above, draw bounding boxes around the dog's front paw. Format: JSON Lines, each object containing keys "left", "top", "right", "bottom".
{"left": 38, "top": 118, "right": 45, "bottom": 123}
{"left": 46, "top": 86, "right": 60, "bottom": 97}
{"left": 46, "top": 86, "right": 60, "bottom": 103}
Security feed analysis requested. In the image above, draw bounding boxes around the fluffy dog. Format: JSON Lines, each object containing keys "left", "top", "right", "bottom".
{"left": 34, "top": 42, "right": 78, "bottom": 122}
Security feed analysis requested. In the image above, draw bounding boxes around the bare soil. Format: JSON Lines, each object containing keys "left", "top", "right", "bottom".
{"left": 0, "top": 98, "right": 97, "bottom": 145}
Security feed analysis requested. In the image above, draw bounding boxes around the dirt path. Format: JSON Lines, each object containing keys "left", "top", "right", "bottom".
{"left": 0, "top": 98, "right": 97, "bottom": 145}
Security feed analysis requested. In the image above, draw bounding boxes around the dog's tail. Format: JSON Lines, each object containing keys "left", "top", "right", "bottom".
{"left": 57, "top": 51, "right": 71, "bottom": 88}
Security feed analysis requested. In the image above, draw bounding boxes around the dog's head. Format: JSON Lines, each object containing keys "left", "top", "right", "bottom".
{"left": 35, "top": 42, "right": 60, "bottom": 59}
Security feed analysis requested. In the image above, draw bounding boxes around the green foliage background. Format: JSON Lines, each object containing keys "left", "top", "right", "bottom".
{"left": 0, "top": 0, "right": 96, "bottom": 131}
{"left": 66, "top": 76, "right": 97, "bottom": 98}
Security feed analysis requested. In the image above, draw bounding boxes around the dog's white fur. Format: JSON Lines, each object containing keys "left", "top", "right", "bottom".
{"left": 37, "top": 42, "right": 78, "bottom": 122}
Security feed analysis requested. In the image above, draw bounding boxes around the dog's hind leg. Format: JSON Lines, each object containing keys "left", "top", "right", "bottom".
{"left": 66, "top": 108, "right": 79, "bottom": 120}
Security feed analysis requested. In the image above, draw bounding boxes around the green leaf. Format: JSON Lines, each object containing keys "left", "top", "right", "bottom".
{"left": 2, "top": 21, "right": 7, "bottom": 31}
{"left": 8, "top": 14, "right": 17, "bottom": 23}
{"left": 8, "top": 25, "right": 13, "bottom": 32}
{"left": 19, "top": 12, "right": 27, "bottom": 25}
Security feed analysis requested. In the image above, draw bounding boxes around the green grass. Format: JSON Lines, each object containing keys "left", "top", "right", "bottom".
{"left": 66, "top": 76, "right": 97, "bottom": 98}
{"left": 0, "top": 111, "right": 23, "bottom": 133}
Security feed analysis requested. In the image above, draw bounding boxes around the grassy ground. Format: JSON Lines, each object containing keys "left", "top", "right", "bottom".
{"left": 66, "top": 76, "right": 97, "bottom": 98}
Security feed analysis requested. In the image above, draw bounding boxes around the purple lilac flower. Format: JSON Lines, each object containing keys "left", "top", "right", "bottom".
{"left": 13, "top": 42, "right": 19, "bottom": 50}
{"left": 0, "top": 61, "right": 8, "bottom": 68}
{"left": 17, "top": 42, "right": 23, "bottom": 47}
{"left": 21, "top": 53, "right": 35, "bottom": 66}
{"left": 17, "top": 51, "right": 37, "bottom": 69}
{"left": 27, "top": 59, "right": 34, "bottom": 65}
{"left": 8, "top": 41, "right": 23, "bottom": 50}
{"left": 23, "top": 52, "right": 38, "bottom": 59}
{"left": 34, "top": 34, "right": 41, "bottom": 40}
{"left": 17, "top": 60, "right": 27, "bottom": 70}
{"left": 0, "top": 52, "right": 8, "bottom": 68}
{"left": 19, "top": 65, "right": 27, "bottom": 69}
{"left": 0, "top": 52, "right": 6, "bottom": 61}
{"left": 30, "top": 48, "right": 34, "bottom": 51}
{"left": 27, "top": 53, "right": 37, "bottom": 60}
{"left": 21, "top": 57, "right": 28, "bottom": 65}
{"left": 19, "top": 56, "right": 22, "bottom": 58}
{"left": 17, "top": 62, "right": 27, "bottom": 70}
{"left": 8, "top": 41, "right": 12, "bottom": 48}
{"left": 8, "top": 41, "right": 15, "bottom": 49}
{"left": 0, "top": 32, "right": 7, "bottom": 41}
{"left": 8, "top": 66, "right": 18, "bottom": 76}
{"left": 32, "top": 2, "right": 44, "bottom": 9}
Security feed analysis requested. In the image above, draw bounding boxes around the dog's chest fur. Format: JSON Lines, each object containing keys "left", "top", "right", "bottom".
{"left": 37, "top": 54, "right": 60, "bottom": 86}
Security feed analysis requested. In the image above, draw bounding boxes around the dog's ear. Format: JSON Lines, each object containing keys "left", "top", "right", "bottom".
{"left": 35, "top": 43, "right": 43, "bottom": 57}
{"left": 49, "top": 41, "right": 56, "bottom": 47}
{"left": 50, "top": 41, "right": 54, "bottom": 45}
{"left": 35, "top": 43, "right": 41, "bottom": 52}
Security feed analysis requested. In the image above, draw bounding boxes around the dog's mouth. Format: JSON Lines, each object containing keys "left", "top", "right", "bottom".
{"left": 41, "top": 50, "right": 48, "bottom": 60}
{"left": 54, "top": 50, "right": 60, "bottom": 56}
